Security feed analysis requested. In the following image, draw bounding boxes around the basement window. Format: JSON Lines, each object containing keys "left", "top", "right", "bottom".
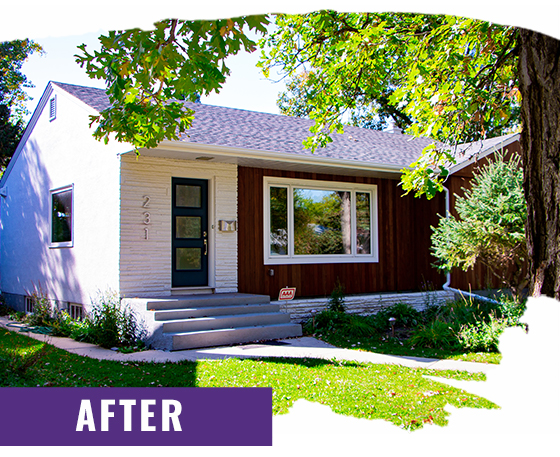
{"left": 68, "top": 303, "right": 84, "bottom": 320}
{"left": 25, "top": 296, "right": 34, "bottom": 313}
{"left": 50, "top": 185, "right": 73, "bottom": 248}
{"left": 264, "top": 177, "right": 378, "bottom": 265}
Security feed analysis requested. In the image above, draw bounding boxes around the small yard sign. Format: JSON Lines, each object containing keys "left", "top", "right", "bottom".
{"left": 278, "top": 287, "right": 296, "bottom": 300}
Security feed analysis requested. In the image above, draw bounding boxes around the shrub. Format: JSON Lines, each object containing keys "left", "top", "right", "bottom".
{"left": 85, "top": 292, "right": 146, "bottom": 348}
{"left": 457, "top": 316, "right": 508, "bottom": 352}
{"left": 0, "top": 303, "right": 14, "bottom": 317}
{"left": 430, "top": 152, "right": 528, "bottom": 298}
{"left": 304, "top": 309, "right": 347, "bottom": 335}
{"left": 341, "top": 314, "right": 378, "bottom": 338}
{"left": 304, "top": 309, "right": 377, "bottom": 339}
{"left": 494, "top": 294, "right": 527, "bottom": 326}
{"left": 69, "top": 319, "right": 97, "bottom": 343}
{"left": 24, "top": 286, "right": 53, "bottom": 327}
{"left": 409, "top": 319, "right": 458, "bottom": 350}
{"left": 371, "top": 303, "right": 422, "bottom": 331}
{"left": 327, "top": 279, "right": 346, "bottom": 313}
{"left": 49, "top": 310, "right": 78, "bottom": 337}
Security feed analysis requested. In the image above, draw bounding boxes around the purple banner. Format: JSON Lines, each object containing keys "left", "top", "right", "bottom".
{"left": 0, "top": 387, "right": 272, "bottom": 446}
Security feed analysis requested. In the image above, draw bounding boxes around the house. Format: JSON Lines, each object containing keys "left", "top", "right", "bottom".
{"left": 0, "top": 82, "right": 520, "bottom": 349}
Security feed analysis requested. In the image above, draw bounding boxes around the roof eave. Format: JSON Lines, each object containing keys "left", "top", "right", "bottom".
{"left": 448, "top": 133, "right": 521, "bottom": 175}
{"left": 151, "top": 140, "right": 406, "bottom": 176}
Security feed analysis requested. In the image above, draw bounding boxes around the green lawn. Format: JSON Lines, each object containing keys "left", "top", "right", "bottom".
{"left": 312, "top": 332, "right": 503, "bottom": 364}
{"left": 0, "top": 328, "right": 498, "bottom": 431}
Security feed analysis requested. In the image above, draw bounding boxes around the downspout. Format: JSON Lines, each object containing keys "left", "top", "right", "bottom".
{"left": 441, "top": 184, "right": 500, "bottom": 305}
{"left": 442, "top": 185, "right": 451, "bottom": 290}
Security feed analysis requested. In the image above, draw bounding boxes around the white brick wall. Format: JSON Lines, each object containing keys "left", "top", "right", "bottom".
{"left": 119, "top": 154, "right": 238, "bottom": 296}
{"left": 277, "top": 290, "right": 456, "bottom": 323}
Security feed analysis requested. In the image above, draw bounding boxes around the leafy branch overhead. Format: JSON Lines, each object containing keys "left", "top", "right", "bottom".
{"left": 259, "top": 11, "right": 521, "bottom": 197}
{"left": 76, "top": 16, "right": 269, "bottom": 150}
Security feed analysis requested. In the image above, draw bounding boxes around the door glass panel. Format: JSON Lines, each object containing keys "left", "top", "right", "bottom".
{"left": 176, "top": 248, "right": 201, "bottom": 270}
{"left": 356, "top": 192, "right": 371, "bottom": 254}
{"left": 176, "top": 216, "right": 201, "bottom": 239}
{"left": 176, "top": 185, "right": 201, "bottom": 208}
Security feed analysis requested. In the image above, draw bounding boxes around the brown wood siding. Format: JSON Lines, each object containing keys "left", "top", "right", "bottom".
{"left": 238, "top": 166, "right": 446, "bottom": 298}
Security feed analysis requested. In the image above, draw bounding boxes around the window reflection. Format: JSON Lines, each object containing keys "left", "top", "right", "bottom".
{"left": 293, "top": 188, "right": 352, "bottom": 255}
{"left": 270, "top": 187, "right": 288, "bottom": 255}
{"left": 52, "top": 189, "right": 72, "bottom": 243}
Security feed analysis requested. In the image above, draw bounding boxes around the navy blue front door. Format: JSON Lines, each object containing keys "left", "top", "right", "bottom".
{"left": 172, "top": 178, "right": 209, "bottom": 287}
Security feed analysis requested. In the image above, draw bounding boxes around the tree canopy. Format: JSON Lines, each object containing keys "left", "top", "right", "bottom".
{"left": 76, "top": 16, "right": 269, "bottom": 150}
{"left": 259, "top": 11, "right": 521, "bottom": 198}
{"left": 0, "top": 39, "right": 43, "bottom": 168}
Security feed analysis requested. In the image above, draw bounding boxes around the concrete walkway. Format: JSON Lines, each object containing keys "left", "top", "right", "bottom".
{"left": 0, "top": 316, "right": 497, "bottom": 374}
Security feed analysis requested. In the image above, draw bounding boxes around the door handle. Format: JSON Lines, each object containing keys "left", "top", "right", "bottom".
{"left": 204, "top": 239, "right": 208, "bottom": 256}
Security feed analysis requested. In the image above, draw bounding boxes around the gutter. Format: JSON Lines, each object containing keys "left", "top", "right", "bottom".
{"left": 440, "top": 185, "right": 500, "bottom": 305}
{"left": 155, "top": 140, "right": 406, "bottom": 175}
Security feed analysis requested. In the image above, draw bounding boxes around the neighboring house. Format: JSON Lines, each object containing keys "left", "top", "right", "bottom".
{"left": 0, "top": 82, "right": 520, "bottom": 349}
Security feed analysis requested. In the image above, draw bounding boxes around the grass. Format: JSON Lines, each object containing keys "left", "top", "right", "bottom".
{"left": 0, "top": 328, "right": 498, "bottom": 431}
{"left": 312, "top": 329, "right": 503, "bottom": 365}
{"left": 305, "top": 296, "right": 527, "bottom": 365}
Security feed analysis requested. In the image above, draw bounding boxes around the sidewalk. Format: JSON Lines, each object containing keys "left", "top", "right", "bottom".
{"left": 0, "top": 316, "right": 497, "bottom": 374}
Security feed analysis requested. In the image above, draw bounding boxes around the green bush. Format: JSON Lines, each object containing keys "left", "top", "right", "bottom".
{"left": 304, "top": 309, "right": 347, "bottom": 335}
{"left": 409, "top": 319, "right": 458, "bottom": 350}
{"left": 327, "top": 279, "right": 346, "bottom": 313}
{"left": 85, "top": 292, "right": 146, "bottom": 348}
{"left": 0, "top": 303, "right": 14, "bottom": 317}
{"left": 49, "top": 310, "right": 78, "bottom": 337}
{"left": 304, "top": 309, "right": 377, "bottom": 339}
{"left": 24, "top": 287, "right": 54, "bottom": 327}
{"left": 457, "top": 316, "right": 508, "bottom": 352}
{"left": 69, "top": 319, "right": 97, "bottom": 343}
{"left": 494, "top": 294, "right": 526, "bottom": 326}
{"left": 371, "top": 302, "right": 422, "bottom": 331}
{"left": 430, "top": 152, "right": 528, "bottom": 298}
{"left": 341, "top": 314, "right": 378, "bottom": 338}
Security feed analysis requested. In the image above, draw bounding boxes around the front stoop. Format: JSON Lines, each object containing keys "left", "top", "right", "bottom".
{"left": 123, "top": 293, "right": 302, "bottom": 351}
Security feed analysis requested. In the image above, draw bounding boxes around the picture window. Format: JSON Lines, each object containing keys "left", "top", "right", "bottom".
{"left": 264, "top": 177, "right": 378, "bottom": 265}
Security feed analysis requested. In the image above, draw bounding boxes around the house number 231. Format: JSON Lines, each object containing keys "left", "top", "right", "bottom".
{"left": 143, "top": 195, "right": 151, "bottom": 240}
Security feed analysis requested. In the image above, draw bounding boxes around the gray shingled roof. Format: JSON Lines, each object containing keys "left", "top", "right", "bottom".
{"left": 54, "top": 81, "right": 505, "bottom": 169}
{"left": 453, "top": 134, "right": 518, "bottom": 159}
{"left": 54, "top": 82, "right": 111, "bottom": 113}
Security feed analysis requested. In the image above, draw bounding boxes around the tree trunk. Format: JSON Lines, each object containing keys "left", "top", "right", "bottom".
{"left": 518, "top": 29, "right": 560, "bottom": 299}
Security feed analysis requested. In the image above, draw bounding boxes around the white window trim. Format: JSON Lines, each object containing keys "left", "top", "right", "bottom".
{"left": 49, "top": 184, "right": 74, "bottom": 248}
{"left": 263, "top": 177, "right": 379, "bottom": 265}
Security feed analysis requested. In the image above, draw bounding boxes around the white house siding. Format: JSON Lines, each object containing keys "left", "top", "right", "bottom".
{"left": 0, "top": 85, "right": 123, "bottom": 307}
{"left": 119, "top": 154, "right": 238, "bottom": 296}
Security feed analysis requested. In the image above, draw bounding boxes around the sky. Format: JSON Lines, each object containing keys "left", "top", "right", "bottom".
{"left": 3, "top": 0, "right": 560, "bottom": 121}
{"left": 1, "top": 2, "right": 560, "bottom": 456}
{"left": 19, "top": 30, "right": 286, "bottom": 120}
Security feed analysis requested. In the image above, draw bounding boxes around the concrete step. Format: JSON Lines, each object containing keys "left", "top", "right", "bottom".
{"left": 154, "top": 303, "right": 280, "bottom": 321}
{"left": 162, "top": 312, "right": 291, "bottom": 333}
{"left": 169, "top": 323, "right": 303, "bottom": 350}
{"left": 146, "top": 293, "right": 270, "bottom": 311}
